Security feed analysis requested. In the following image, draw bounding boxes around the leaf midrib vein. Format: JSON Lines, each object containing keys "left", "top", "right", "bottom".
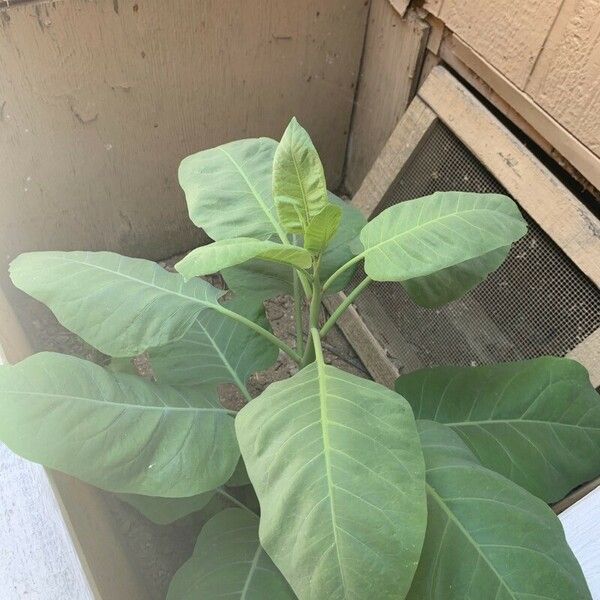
{"left": 426, "top": 483, "right": 519, "bottom": 600}
{"left": 361, "top": 207, "right": 515, "bottom": 256}
{"left": 315, "top": 360, "right": 348, "bottom": 594}
{"left": 2, "top": 390, "right": 231, "bottom": 413}
{"left": 218, "top": 146, "right": 288, "bottom": 243}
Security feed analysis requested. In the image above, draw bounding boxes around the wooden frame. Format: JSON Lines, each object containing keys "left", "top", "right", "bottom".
{"left": 325, "top": 66, "right": 600, "bottom": 390}
{"left": 325, "top": 64, "right": 600, "bottom": 522}
{"left": 0, "top": 285, "right": 148, "bottom": 600}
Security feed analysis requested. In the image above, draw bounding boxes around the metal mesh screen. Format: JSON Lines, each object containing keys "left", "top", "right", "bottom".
{"left": 349, "top": 121, "right": 600, "bottom": 372}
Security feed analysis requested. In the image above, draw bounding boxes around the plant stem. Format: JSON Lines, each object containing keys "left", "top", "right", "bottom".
{"left": 300, "top": 256, "right": 323, "bottom": 367}
{"left": 310, "top": 326, "right": 325, "bottom": 366}
{"left": 320, "top": 276, "right": 372, "bottom": 338}
{"left": 293, "top": 270, "right": 304, "bottom": 355}
{"left": 217, "top": 488, "right": 258, "bottom": 516}
{"left": 214, "top": 304, "right": 302, "bottom": 363}
{"left": 321, "top": 253, "right": 363, "bottom": 292}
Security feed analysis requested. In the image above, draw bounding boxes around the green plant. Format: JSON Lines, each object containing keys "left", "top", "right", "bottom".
{"left": 2, "top": 117, "right": 598, "bottom": 599}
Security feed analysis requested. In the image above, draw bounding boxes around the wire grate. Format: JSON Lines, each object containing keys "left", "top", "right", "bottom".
{"left": 348, "top": 122, "right": 600, "bottom": 372}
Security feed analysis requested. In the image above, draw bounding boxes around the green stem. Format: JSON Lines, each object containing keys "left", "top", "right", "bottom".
{"left": 321, "top": 253, "right": 363, "bottom": 292}
{"left": 214, "top": 304, "right": 302, "bottom": 363}
{"left": 320, "top": 276, "right": 372, "bottom": 338}
{"left": 300, "top": 256, "right": 323, "bottom": 367}
{"left": 216, "top": 488, "right": 258, "bottom": 516}
{"left": 311, "top": 327, "right": 325, "bottom": 366}
{"left": 293, "top": 271, "right": 305, "bottom": 355}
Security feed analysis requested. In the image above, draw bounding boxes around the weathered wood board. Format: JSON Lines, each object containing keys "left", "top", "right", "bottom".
{"left": 0, "top": 0, "right": 368, "bottom": 268}
{"left": 344, "top": 2, "right": 428, "bottom": 193}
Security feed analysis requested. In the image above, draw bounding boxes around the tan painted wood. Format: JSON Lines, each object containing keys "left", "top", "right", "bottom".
{"left": 344, "top": 4, "right": 429, "bottom": 193}
{"left": 387, "top": 0, "right": 410, "bottom": 16}
{"left": 437, "top": 37, "right": 599, "bottom": 197}
{"left": 352, "top": 95, "right": 437, "bottom": 216}
{"left": 418, "top": 67, "right": 600, "bottom": 289}
{"left": 440, "top": 34, "right": 600, "bottom": 193}
{"left": 526, "top": 0, "right": 600, "bottom": 158}
{"left": 424, "top": 13, "right": 445, "bottom": 54}
{"left": 567, "top": 328, "right": 600, "bottom": 387}
{"left": 422, "top": 0, "right": 444, "bottom": 17}
{"left": 417, "top": 50, "right": 441, "bottom": 89}
{"left": 323, "top": 293, "right": 399, "bottom": 388}
{"left": 0, "top": 0, "right": 368, "bottom": 267}
{"left": 436, "top": 0, "right": 563, "bottom": 88}
{"left": 0, "top": 284, "right": 148, "bottom": 600}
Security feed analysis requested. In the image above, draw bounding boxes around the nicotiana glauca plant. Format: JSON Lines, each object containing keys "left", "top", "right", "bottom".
{"left": 2, "top": 117, "right": 599, "bottom": 600}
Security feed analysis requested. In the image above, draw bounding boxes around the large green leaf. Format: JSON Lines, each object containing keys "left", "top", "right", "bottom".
{"left": 148, "top": 297, "right": 278, "bottom": 394}
{"left": 167, "top": 508, "right": 296, "bottom": 600}
{"left": 0, "top": 353, "right": 239, "bottom": 497}
{"left": 318, "top": 196, "right": 367, "bottom": 292}
{"left": 179, "top": 137, "right": 285, "bottom": 240}
{"left": 273, "top": 117, "right": 329, "bottom": 234}
{"left": 9, "top": 251, "right": 223, "bottom": 357}
{"left": 223, "top": 197, "right": 366, "bottom": 300}
{"left": 176, "top": 238, "right": 311, "bottom": 279}
{"left": 396, "top": 358, "right": 600, "bottom": 502}
{"left": 222, "top": 259, "right": 296, "bottom": 302}
{"left": 236, "top": 361, "right": 426, "bottom": 600}
{"left": 357, "top": 192, "right": 526, "bottom": 282}
{"left": 401, "top": 246, "right": 509, "bottom": 307}
{"left": 408, "top": 420, "right": 591, "bottom": 600}
{"left": 304, "top": 204, "right": 342, "bottom": 255}
{"left": 118, "top": 485, "right": 253, "bottom": 525}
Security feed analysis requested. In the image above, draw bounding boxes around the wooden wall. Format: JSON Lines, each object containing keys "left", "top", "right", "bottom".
{"left": 344, "top": 1, "right": 428, "bottom": 193}
{"left": 423, "top": 0, "right": 600, "bottom": 192}
{"left": 0, "top": 0, "right": 369, "bottom": 267}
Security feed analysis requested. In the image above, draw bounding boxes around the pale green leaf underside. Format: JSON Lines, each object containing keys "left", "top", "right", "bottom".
{"left": 223, "top": 196, "right": 366, "bottom": 300}
{"left": 396, "top": 357, "right": 600, "bottom": 503}
{"left": 0, "top": 353, "right": 239, "bottom": 497}
{"left": 304, "top": 204, "right": 342, "bottom": 254}
{"left": 118, "top": 484, "right": 253, "bottom": 525}
{"left": 236, "top": 362, "right": 426, "bottom": 600}
{"left": 167, "top": 509, "right": 296, "bottom": 600}
{"left": 401, "top": 246, "right": 509, "bottom": 308}
{"left": 9, "top": 251, "right": 223, "bottom": 357}
{"left": 358, "top": 192, "right": 527, "bottom": 282}
{"left": 176, "top": 238, "right": 311, "bottom": 279}
{"left": 408, "top": 421, "right": 591, "bottom": 600}
{"left": 149, "top": 297, "right": 278, "bottom": 395}
{"left": 273, "top": 117, "right": 329, "bottom": 234}
{"left": 179, "top": 137, "right": 284, "bottom": 241}
{"left": 118, "top": 490, "right": 215, "bottom": 525}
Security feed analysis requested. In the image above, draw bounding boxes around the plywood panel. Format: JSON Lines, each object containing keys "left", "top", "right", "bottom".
{"left": 0, "top": 0, "right": 368, "bottom": 267}
{"left": 437, "top": 0, "right": 563, "bottom": 88}
{"left": 344, "top": 3, "right": 428, "bottom": 193}
{"left": 526, "top": 0, "right": 600, "bottom": 157}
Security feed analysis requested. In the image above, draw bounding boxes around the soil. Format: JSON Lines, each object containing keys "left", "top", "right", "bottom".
{"left": 13, "top": 253, "right": 366, "bottom": 599}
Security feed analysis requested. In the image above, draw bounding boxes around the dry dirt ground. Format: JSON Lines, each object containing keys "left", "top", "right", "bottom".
{"left": 13, "top": 253, "right": 366, "bottom": 599}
